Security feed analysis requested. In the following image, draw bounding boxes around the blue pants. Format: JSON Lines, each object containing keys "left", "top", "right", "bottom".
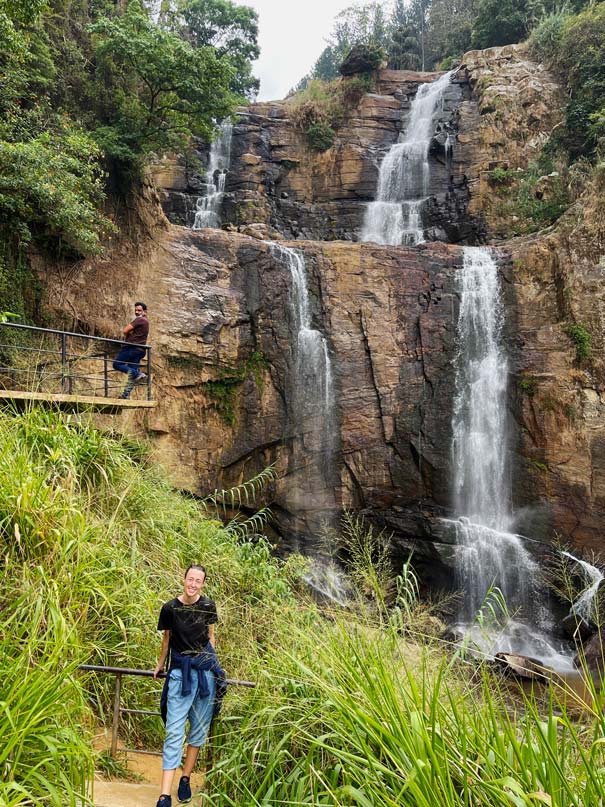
{"left": 113, "top": 345, "right": 145, "bottom": 377}
{"left": 162, "top": 668, "right": 216, "bottom": 770}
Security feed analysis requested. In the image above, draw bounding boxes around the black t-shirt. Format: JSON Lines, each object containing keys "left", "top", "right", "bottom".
{"left": 157, "top": 596, "right": 218, "bottom": 655}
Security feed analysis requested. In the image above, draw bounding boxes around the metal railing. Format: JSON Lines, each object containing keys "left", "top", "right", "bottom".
{"left": 79, "top": 664, "right": 255, "bottom": 757}
{"left": 0, "top": 322, "right": 152, "bottom": 401}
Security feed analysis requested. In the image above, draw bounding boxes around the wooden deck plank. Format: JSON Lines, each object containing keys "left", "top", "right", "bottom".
{"left": 0, "top": 390, "right": 156, "bottom": 413}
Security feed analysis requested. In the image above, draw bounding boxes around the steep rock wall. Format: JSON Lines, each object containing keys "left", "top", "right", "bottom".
{"left": 39, "top": 44, "right": 605, "bottom": 564}
{"left": 45, "top": 229, "right": 507, "bottom": 549}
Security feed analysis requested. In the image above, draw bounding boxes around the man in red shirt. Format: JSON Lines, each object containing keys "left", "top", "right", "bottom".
{"left": 113, "top": 301, "right": 150, "bottom": 399}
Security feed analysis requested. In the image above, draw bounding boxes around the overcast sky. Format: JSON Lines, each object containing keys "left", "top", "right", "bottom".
{"left": 237, "top": 0, "right": 354, "bottom": 101}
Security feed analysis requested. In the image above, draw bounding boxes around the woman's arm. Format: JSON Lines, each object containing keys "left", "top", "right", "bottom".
{"left": 153, "top": 630, "right": 170, "bottom": 678}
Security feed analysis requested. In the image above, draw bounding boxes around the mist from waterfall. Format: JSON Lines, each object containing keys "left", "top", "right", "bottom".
{"left": 361, "top": 71, "right": 451, "bottom": 246}
{"left": 451, "top": 247, "right": 571, "bottom": 665}
{"left": 192, "top": 121, "right": 232, "bottom": 230}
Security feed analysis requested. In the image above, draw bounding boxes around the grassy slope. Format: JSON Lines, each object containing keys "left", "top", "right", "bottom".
{"left": 2, "top": 407, "right": 605, "bottom": 806}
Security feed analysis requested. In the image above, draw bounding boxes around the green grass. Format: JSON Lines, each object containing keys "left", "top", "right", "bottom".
{"left": 0, "top": 405, "right": 308, "bottom": 802}
{"left": 4, "top": 406, "right": 605, "bottom": 806}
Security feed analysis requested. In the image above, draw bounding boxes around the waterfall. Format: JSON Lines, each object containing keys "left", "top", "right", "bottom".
{"left": 270, "top": 243, "right": 338, "bottom": 537}
{"left": 562, "top": 551, "right": 604, "bottom": 623}
{"left": 451, "top": 247, "right": 572, "bottom": 665}
{"left": 271, "top": 243, "right": 336, "bottom": 471}
{"left": 192, "top": 121, "right": 232, "bottom": 230}
{"left": 361, "top": 71, "right": 451, "bottom": 246}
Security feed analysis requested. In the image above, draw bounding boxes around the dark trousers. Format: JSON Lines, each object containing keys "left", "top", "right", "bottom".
{"left": 113, "top": 345, "right": 145, "bottom": 377}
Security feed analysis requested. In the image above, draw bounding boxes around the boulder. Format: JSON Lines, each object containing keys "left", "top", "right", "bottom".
{"left": 339, "top": 44, "right": 383, "bottom": 76}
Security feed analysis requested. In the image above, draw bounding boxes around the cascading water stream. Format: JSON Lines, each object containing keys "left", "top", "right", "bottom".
{"left": 192, "top": 121, "right": 232, "bottom": 230}
{"left": 562, "top": 550, "right": 604, "bottom": 624}
{"left": 361, "top": 71, "right": 452, "bottom": 246}
{"left": 451, "top": 247, "right": 572, "bottom": 667}
{"left": 270, "top": 243, "right": 345, "bottom": 602}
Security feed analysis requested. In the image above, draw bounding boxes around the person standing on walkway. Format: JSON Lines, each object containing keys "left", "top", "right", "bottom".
{"left": 153, "top": 564, "right": 225, "bottom": 806}
{"left": 113, "top": 301, "right": 149, "bottom": 399}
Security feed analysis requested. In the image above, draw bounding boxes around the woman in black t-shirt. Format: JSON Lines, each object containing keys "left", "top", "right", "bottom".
{"left": 153, "top": 564, "right": 218, "bottom": 807}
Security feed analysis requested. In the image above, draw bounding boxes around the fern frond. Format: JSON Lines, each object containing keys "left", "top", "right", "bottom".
{"left": 204, "top": 464, "right": 276, "bottom": 512}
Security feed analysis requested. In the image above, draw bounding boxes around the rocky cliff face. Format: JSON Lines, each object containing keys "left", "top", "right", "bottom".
{"left": 40, "top": 44, "right": 605, "bottom": 574}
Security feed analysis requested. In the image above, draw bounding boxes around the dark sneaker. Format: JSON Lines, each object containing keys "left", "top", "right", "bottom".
{"left": 156, "top": 796, "right": 172, "bottom": 807}
{"left": 177, "top": 775, "right": 192, "bottom": 803}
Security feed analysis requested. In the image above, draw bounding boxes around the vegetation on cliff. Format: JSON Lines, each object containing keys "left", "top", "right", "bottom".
{"left": 302, "top": 0, "right": 605, "bottom": 112}
{"left": 4, "top": 406, "right": 605, "bottom": 805}
{"left": 0, "top": 0, "right": 258, "bottom": 315}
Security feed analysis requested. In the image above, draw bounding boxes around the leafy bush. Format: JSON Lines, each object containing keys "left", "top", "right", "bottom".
{"left": 0, "top": 126, "right": 113, "bottom": 257}
{"left": 305, "top": 121, "right": 336, "bottom": 152}
{"left": 288, "top": 74, "right": 372, "bottom": 152}
{"left": 563, "top": 322, "right": 592, "bottom": 360}
{"left": 528, "top": 10, "right": 570, "bottom": 66}
{"left": 542, "top": 3, "right": 605, "bottom": 157}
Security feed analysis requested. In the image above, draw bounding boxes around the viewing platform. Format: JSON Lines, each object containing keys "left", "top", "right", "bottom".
{"left": 0, "top": 321, "right": 156, "bottom": 412}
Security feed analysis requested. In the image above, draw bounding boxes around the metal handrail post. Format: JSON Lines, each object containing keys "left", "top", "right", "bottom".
{"left": 111, "top": 672, "right": 123, "bottom": 757}
{"left": 61, "top": 333, "right": 68, "bottom": 392}
{"left": 104, "top": 353, "right": 109, "bottom": 397}
{"left": 147, "top": 347, "right": 152, "bottom": 401}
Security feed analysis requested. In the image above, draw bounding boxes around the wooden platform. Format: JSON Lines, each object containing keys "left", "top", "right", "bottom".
{"left": 0, "top": 390, "right": 156, "bottom": 413}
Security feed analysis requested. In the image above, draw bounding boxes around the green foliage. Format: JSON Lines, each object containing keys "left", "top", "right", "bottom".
{"left": 471, "top": 0, "right": 528, "bottom": 49}
{"left": 563, "top": 322, "right": 592, "bottom": 361}
{"left": 1, "top": 406, "right": 308, "bottom": 803}
{"left": 207, "top": 606, "right": 605, "bottom": 806}
{"left": 305, "top": 121, "right": 336, "bottom": 152}
{"left": 518, "top": 374, "right": 538, "bottom": 396}
{"left": 1, "top": 590, "right": 93, "bottom": 806}
{"left": 528, "top": 9, "right": 570, "bottom": 66}
{"left": 0, "top": 126, "right": 113, "bottom": 257}
{"left": 557, "top": 4, "right": 605, "bottom": 156}
{"left": 89, "top": 0, "right": 238, "bottom": 163}
{"left": 488, "top": 153, "right": 571, "bottom": 235}
{"left": 0, "top": 0, "right": 46, "bottom": 54}
{"left": 288, "top": 74, "right": 373, "bottom": 151}
{"left": 489, "top": 166, "right": 517, "bottom": 184}
{"left": 173, "top": 0, "right": 260, "bottom": 98}
{"left": 203, "top": 349, "right": 268, "bottom": 424}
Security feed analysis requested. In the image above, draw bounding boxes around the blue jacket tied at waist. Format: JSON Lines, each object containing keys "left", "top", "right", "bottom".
{"left": 160, "top": 642, "right": 227, "bottom": 724}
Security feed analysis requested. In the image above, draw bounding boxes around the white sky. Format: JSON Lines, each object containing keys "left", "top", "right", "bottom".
{"left": 238, "top": 0, "right": 355, "bottom": 101}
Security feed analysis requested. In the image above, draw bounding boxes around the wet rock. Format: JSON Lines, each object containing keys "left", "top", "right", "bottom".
{"left": 562, "top": 612, "right": 594, "bottom": 641}
{"left": 573, "top": 629, "right": 605, "bottom": 673}
{"left": 495, "top": 652, "right": 550, "bottom": 681}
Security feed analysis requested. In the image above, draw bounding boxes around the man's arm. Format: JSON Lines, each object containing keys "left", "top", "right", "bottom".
{"left": 123, "top": 322, "right": 134, "bottom": 337}
{"left": 153, "top": 630, "right": 170, "bottom": 678}
{"left": 208, "top": 624, "right": 216, "bottom": 648}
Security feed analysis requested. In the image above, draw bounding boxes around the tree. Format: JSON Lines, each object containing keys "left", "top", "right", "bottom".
{"left": 89, "top": 0, "right": 238, "bottom": 164}
{"left": 388, "top": 0, "right": 422, "bottom": 70}
{"left": 174, "top": 0, "right": 260, "bottom": 98}
{"left": 0, "top": 0, "right": 46, "bottom": 53}
{"left": 428, "top": 0, "right": 476, "bottom": 63}
{"left": 471, "top": 0, "right": 528, "bottom": 49}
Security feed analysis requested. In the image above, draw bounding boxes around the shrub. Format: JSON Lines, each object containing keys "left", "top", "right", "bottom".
{"left": 563, "top": 322, "right": 592, "bottom": 360}
{"left": 528, "top": 10, "right": 570, "bottom": 66}
{"left": 287, "top": 74, "right": 372, "bottom": 152}
{"left": 305, "top": 121, "right": 336, "bottom": 152}
{"left": 518, "top": 374, "right": 538, "bottom": 396}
